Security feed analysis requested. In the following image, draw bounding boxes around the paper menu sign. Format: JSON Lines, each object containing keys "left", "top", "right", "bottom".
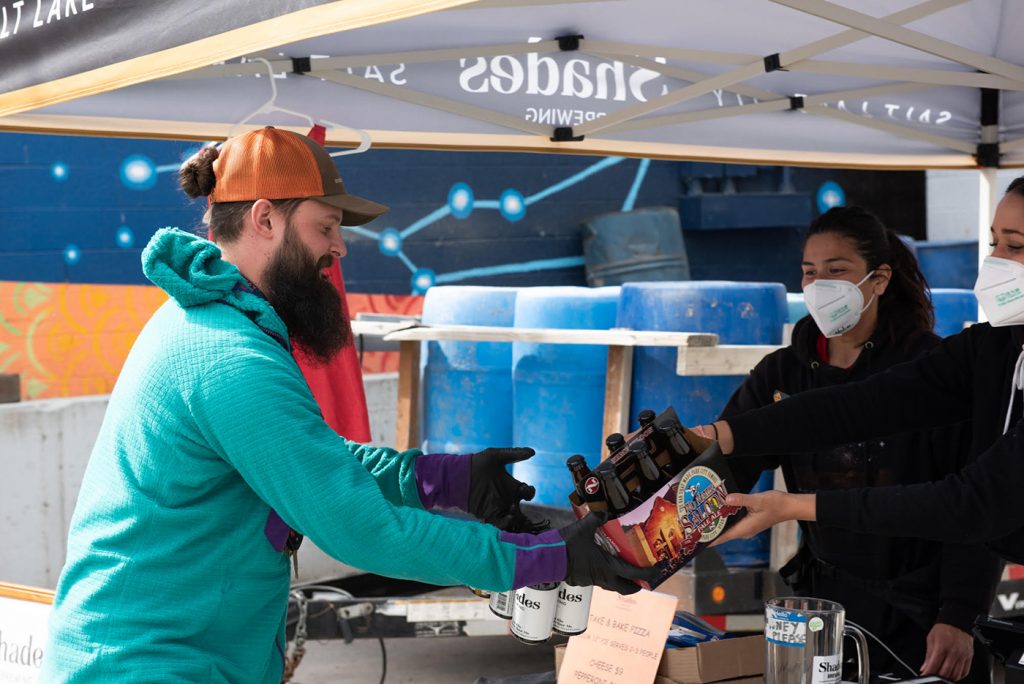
{"left": 557, "top": 588, "right": 676, "bottom": 684}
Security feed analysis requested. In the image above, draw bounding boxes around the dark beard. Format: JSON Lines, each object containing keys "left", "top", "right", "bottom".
{"left": 262, "top": 226, "right": 351, "bottom": 365}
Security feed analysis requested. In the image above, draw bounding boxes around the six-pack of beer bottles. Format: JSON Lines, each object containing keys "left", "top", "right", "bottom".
{"left": 565, "top": 406, "right": 701, "bottom": 518}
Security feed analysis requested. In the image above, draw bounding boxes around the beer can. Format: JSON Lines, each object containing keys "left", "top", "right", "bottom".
{"left": 468, "top": 586, "right": 491, "bottom": 599}
{"left": 489, "top": 590, "right": 514, "bottom": 619}
{"left": 552, "top": 582, "right": 593, "bottom": 636}
{"left": 510, "top": 583, "right": 558, "bottom": 644}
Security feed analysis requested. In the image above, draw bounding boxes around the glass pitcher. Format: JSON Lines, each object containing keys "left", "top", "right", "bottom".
{"left": 764, "top": 597, "right": 869, "bottom": 684}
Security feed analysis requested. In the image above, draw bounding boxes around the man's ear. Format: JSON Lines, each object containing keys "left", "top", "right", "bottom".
{"left": 249, "top": 199, "right": 277, "bottom": 240}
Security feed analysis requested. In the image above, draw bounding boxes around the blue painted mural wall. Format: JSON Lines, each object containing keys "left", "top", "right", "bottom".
{"left": 0, "top": 132, "right": 925, "bottom": 294}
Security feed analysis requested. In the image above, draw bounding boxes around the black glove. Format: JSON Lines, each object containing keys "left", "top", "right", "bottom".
{"left": 559, "top": 512, "right": 660, "bottom": 595}
{"left": 469, "top": 447, "right": 542, "bottom": 530}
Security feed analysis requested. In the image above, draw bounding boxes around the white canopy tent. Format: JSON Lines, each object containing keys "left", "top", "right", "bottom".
{"left": 2, "top": 0, "right": 1021, "bottom": 256}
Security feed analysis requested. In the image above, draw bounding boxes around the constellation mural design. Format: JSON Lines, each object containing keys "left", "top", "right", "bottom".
{"left": 341, "top": 156, "right": 651, "bottom": 294}
{"left": 118, "top": 149, "right": 653, "bottom": 294}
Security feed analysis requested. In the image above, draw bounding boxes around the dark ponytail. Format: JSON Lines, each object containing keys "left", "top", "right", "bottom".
{"left": 178, "top": 145, "right": 302, "bottom": 244}
{"left": 807, "top": 206, "right": 934, "bottom": 347}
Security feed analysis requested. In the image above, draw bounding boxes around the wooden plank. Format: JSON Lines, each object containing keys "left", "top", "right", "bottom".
{"left": 676, "top": 344, "right": 783, "bottom": 376}
{"left": 0, "top": 581, "right": 54, "bottom": 605}
{"left": 350, "top": 320, "right": 418, "bottom": 338}
{"left": 385, "top": 325, "right": 719, "bottom": 347}
{"left": 395, "top": 340, "right": 421, "bottom": 451}
{"left": 601, "top": 345, "right": 633, "bottom": 459}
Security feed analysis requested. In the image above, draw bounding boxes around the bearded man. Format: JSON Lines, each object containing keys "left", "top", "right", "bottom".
{"left": 40, "top": 127, "right": 651, "bottom": 683}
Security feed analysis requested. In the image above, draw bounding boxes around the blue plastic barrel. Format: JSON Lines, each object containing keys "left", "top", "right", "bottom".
{"left": 786, "top": 292, "right": 808, "bottom": 324}
{"left": 511, "top": 287, "right": 621, "bottom": 507}
{"left": 930, "top": 288, "right": 977, "bottom": 337}
{"left": 421, "top": 286, "right": 518, "bottom": 454}
{"left": 617, "top": 281, "right": 787, "bottom": 566}
{"left": 914, "top": 240, "right": 979, "bottom": 289}
{"left": 617, "top": 281, "right": 787, "bottom": 428}
{"left": 581, "top": 208, "right": 690, "bottom": 286}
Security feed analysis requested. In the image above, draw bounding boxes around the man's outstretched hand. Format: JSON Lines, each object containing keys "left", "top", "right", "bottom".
{"left": 469, "top": 447, "right": 540, "bottom": 528}
{"left": 560, "top": 512, "right": 660, "bottom": 594}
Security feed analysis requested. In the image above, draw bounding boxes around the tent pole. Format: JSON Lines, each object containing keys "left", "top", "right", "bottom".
{"left": 977, "top": 88, "right": 1000, "bottom": 322}
{"left": 977, "top": 167, "right": 997, "bottom": 322}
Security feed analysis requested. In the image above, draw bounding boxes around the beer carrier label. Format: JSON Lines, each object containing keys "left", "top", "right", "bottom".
{"left": 677, "top": 465, "right": 731, "bottom": 542}
{"left": 765, "top": 608, "right": 807, "bottom": 648}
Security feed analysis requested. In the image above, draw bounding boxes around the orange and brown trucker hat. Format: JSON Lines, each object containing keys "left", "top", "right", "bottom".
{"left": 209, "top": 127, "right": 388, "bottom": 226}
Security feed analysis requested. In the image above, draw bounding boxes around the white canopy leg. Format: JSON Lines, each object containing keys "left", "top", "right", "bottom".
{"left": 977, "top": 167, "right": 998, "bottom": 322}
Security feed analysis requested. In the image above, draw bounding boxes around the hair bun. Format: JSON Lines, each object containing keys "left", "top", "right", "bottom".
{"left": 198, "top": 146, "right": 219, "bottom": 162}
{"left": 179, "top": 146, "right": 218, "bottom": 199}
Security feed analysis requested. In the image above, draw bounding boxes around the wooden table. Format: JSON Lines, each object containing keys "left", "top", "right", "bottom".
{"left": 374, "top": 323, "right": 781, "bottom": 452}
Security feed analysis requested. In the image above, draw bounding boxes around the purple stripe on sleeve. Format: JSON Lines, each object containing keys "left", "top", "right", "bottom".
{"left": 415, "top": 453, "right": 471, "bottom": 511}
{"left": 264, "top": 509, "right": 291, "bottom": 553}
{"left": 501, "top": 529, "right": 567, "bottom": 589}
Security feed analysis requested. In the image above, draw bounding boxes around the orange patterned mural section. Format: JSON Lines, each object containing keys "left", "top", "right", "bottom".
{"left": 0, "top": 281, "right": 422, "bottom": 400}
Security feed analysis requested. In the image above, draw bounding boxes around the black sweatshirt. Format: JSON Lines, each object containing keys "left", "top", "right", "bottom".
{"left": 720, "top": 317, "right": 1001, "bottom": 635}
{"left": 729, "top": 321, "right": 1024, "bottom": 567}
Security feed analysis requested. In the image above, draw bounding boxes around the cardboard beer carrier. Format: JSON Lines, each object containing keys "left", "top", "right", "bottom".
{"left": 566, "top": 407, "right": 746, "bottom": 590}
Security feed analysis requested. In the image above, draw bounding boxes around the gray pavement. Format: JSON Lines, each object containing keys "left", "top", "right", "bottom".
{"left": 293, "top": 634, "right": 560, "bottom": 684}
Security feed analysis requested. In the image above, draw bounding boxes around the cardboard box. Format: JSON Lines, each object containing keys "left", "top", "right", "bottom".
{"left": 656, "top": 635, "right": 763, "bottom": 683}
{"left": 555, "top": 635, "right": 764, "bottom": 684}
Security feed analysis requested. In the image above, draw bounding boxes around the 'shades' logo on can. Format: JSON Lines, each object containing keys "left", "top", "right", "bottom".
{"left": 583, "top": 476, "right": 601, "bottom": 496}
{"left": 676, "top": 466, "right": 732, "bottom": 543}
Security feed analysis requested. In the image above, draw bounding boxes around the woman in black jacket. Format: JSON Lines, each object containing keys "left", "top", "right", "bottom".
{"left": 713, "top": 206, "right": 1000, "bottom": 682}
{"left": 707, "top": 187, "right": 1024, "bottom": 546}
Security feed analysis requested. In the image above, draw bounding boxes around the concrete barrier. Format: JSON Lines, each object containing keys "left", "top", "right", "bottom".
{"left": 0, "top": 373, "right": 399, "bottom": 587}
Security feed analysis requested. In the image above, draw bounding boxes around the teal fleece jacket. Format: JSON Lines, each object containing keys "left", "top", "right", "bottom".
{"left": 41, "top": 229, "right": 565, "bottom": 683}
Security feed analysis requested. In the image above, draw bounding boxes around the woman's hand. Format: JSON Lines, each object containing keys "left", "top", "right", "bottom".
{"left": 921, "top": 623, "right": 974, "bottom": 682}
{"left": 692, "top": 421, "right": 735, "bottom": 454}
{"left": 710, "top": 491, "right": 817, "bottom": 545}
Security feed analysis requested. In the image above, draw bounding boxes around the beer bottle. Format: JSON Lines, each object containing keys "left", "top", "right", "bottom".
{"left": 638, "top": 407, "right": 670, "bottom": 456}
{"left": 605, "top": 432, "right": 626, "bottom": 457}
{"left": 566, "top": 454, "right": 590, "bottom": 494}
{"left": 657, "top": 418, "right": 693, "bottom": 470}
{"left": 607, "top": 434, "right": 641, "bottom": 496}
{"left": 631, "top": 440, "right": 661, "bottom": 485}
{"left": 567, "top": 456, "right": 607, "bottom": 512}
{"left": 599, "top": 467, "right": 631, "bottom": 516}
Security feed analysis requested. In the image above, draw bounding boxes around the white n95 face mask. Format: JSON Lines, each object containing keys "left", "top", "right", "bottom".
{"left": 803, "top": 272, "right": 876, "bottom": 338}
{"left": 975, "top": 256, "right": 1024, "bottom": 327}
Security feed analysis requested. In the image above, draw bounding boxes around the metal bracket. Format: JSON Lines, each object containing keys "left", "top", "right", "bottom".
{"left": 558, "top": 34, "right": 584, "bottom": 51}
{"left": 976, "top": 143, "right": 1000, "bottom": 168}
{"left": 551, "top": 126, "right": 585, "bottom": 142}
{"left": 763, "top": 53, "right": 785, "bottom": 72}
